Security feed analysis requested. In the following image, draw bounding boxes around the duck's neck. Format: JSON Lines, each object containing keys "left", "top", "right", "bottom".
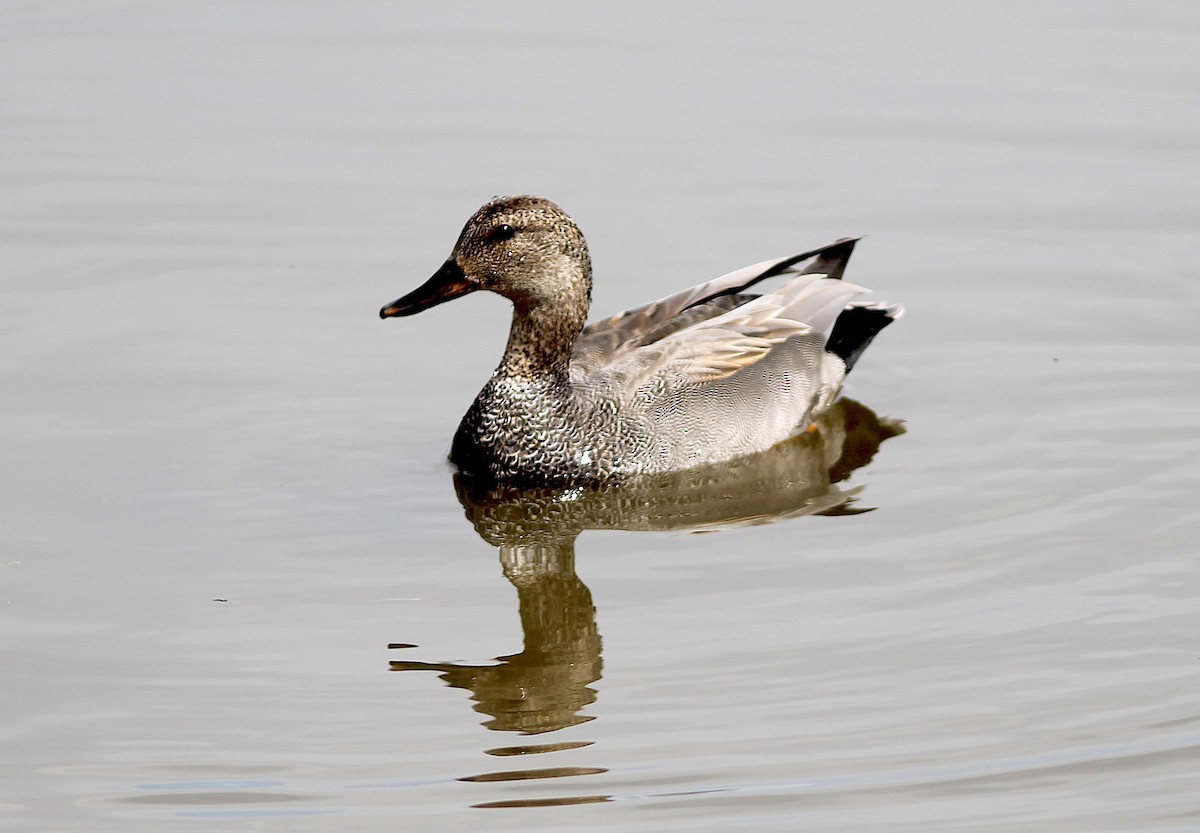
{"left": 497, "top": 301, "right": 586, "bottom": 381}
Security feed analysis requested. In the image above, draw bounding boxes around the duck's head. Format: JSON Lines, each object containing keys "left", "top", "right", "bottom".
{"left": 380, "top": 196, "right": 592, "bottom": 319}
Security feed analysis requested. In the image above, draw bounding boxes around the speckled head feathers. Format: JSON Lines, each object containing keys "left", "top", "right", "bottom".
{"left": 451, "top": 195, "right": 592, "bottom": 309}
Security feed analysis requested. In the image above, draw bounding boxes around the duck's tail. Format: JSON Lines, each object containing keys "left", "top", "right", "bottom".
{"left": 826, "top": 301, "right": 904, "bottom": 372}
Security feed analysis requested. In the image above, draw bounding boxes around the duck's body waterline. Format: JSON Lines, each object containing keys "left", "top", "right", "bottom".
{"left": 381, "top": 196, "right": 901, "bottom": 484}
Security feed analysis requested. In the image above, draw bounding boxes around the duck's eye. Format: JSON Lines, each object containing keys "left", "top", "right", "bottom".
{"left": 493, "top": 223, "right": 517, "bottom": 241}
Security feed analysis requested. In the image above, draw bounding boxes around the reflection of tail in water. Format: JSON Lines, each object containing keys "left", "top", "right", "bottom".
{"left": 389, "top": 398, "right": 903, "bottom": 794}
{"left": 391, "top": 542, "right": 600, "bottom": 735}
{"left": 826, "top": 398, "right": 905, "bottom": 487}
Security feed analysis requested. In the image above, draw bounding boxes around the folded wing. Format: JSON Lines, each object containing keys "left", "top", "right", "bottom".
{"left": 572, "top": 237, "right": 860, "bottom": 374}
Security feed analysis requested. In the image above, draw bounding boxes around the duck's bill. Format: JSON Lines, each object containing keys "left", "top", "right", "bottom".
{"left": 380, "top": 259, "right": 476, "bottom": 318}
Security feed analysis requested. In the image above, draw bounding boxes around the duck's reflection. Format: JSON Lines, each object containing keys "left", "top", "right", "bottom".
{"left": 392, "top": 399, "right": 901, "bottom": 728}
{"left": 390, "top": 539, "right": 601, "bottom": 735}
{"left": 390, "top": 399, "right": 902, "bottom": 797}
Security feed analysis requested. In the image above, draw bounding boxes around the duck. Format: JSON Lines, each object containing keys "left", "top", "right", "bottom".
{"left": 380, "top": 196, "right": 901, "bottom": 484}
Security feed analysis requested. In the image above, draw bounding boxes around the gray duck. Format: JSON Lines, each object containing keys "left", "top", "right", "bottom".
{"left": 380, "top": 196, "right": 901, "bottom": 484}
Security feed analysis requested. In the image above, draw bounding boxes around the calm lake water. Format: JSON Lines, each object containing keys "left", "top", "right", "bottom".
{"left": 3, "top": 2, "right": 1198, "bottom": 831}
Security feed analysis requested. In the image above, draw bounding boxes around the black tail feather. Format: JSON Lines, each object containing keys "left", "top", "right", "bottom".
{"left": 800, "top": 237, "right": 857, "bottom": 280}
{"left": 827, "top": 304, "right": 899, "bottom": 372}
{"left": 732, "top": 236, "right": 862, "bottom": 294}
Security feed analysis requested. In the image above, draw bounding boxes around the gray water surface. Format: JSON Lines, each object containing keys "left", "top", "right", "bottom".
{"left": 3, "top": 2, "right": 1199, "bottom": 831}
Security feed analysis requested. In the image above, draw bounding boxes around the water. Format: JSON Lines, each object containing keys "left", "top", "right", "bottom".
{"left": 3, "top": 2, "right": 1198, "bottom": 830}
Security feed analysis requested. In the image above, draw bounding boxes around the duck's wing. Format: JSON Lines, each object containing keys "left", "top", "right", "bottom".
{"left": 580, "top": 272, "right": 876, "bottom": 398}
{"left": 572, "top": 238, "right": 860, "bottom": 373}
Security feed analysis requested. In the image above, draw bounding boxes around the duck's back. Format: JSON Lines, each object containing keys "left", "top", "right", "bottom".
{"left": 554, "top": 243, "right": 900, "bottom": 478}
